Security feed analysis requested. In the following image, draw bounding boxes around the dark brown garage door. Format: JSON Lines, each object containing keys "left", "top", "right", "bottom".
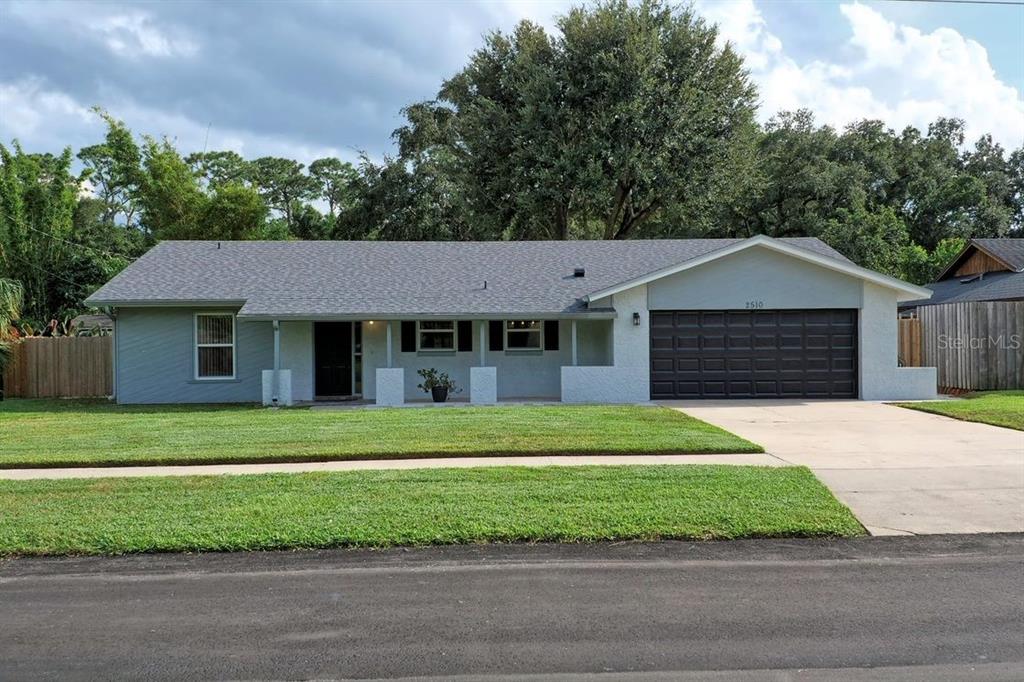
{"left": 650, "top": 309, "right": 858, "bottom": 399}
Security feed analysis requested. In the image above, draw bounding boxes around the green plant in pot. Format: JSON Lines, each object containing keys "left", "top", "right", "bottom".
{"left": 416, "top": 368, "right": 460, "bottom": 403}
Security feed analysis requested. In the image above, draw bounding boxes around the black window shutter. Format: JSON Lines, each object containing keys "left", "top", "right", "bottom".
{"left": 400, "top": 321, "right": 416, "bottom": 353}
{"left": 544, "top": 320, "right": 560, "bottom": 351}
{"left": 488, "top": 320, "right": 504, "bottom": 351}
{"left": 457, "top": 321, "right": 472, "bottom": 352}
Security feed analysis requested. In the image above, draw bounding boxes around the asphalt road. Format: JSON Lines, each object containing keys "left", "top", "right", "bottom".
{"left": 1, "top": 535, "right": 1022, "bottom": 681}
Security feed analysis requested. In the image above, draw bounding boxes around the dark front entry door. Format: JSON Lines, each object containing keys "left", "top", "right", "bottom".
{"left": 314, "top": 322, "right": 353, "bottom": 397}
{"left": 650, "top": 309, "right": 858, "bottom": 399}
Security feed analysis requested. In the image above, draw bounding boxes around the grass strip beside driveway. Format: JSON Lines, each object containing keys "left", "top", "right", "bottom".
{"left": 0, "top": 465, "right": 863, "bottom": 556}
{"left": 895, "top": 391, "right": 1024, "bottom": 431}
{"left": 0, "top": 401, "right": 761, "bottom": 468}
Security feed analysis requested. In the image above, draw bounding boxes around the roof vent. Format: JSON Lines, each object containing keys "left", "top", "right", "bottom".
{"left": 960, "top": 273, "right": 983, "bottom": 284}
{"left": 573, "top": 267, "right": 586, "bottom": 278}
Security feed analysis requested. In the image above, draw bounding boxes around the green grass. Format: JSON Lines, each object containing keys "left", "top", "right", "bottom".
{"left": 0, "top": 400, "right": 761, "bottom": 468}
{"left": 895, "top": 390, "right": 1024, "bottom": 431}
{"left": 0, "top": 465, "right": 863, "bottom": 556}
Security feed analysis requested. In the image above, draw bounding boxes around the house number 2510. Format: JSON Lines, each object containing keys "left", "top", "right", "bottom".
{"left": 744, "top": 300, "right": 765, "bottom": 309}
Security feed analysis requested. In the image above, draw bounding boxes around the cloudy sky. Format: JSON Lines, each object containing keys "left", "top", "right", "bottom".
{"left": 1, "top": 0, "right": 1022, "bottom": 166}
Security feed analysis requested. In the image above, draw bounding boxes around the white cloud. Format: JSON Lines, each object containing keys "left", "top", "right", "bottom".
{"left": 0, "top": 78, "right": 355, "bottom": 166}
{"left": 5, "top": 1, "right": 198, "bottom": 60}
{"left": 89, "top": 12, "right": 198, "bottom": 59}
{"left": 698, "top": 0, "right": 1024, "bottom": 149}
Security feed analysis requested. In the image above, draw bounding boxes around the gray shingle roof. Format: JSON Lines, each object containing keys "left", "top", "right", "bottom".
{"left": 900, "top": 270, "right": 1024, "bottom": 309}
{"left": 86, "top": 238, "right": 850, "bottom": 317}
{"left": 972, "top": 238, "right": 1024, "bottom": 272}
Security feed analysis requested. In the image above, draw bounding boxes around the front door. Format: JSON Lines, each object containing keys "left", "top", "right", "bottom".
{"left": 314, "top": 322, "right": 353, "bottom": 398}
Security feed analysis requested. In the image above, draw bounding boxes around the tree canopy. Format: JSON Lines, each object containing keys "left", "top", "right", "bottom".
{"left": 0, "top": 0, "right": 1021, "bottom": 327}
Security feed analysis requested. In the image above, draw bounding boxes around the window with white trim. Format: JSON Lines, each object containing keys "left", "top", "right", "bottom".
{"left": 505, "top": 320, "right": 542, "bottom": 350}
{"left": 195, "top": 313, "right": 235, "bottom": 379}
{"left": 417, "top": 320, "right": 455, "bottom": 351}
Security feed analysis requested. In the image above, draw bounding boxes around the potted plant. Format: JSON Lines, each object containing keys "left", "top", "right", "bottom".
{"left": 416, "top": 368, "right": 460, "bottom": 403}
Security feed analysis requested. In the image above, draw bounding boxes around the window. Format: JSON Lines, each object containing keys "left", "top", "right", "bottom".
{"left": 195, "top": 313, "right": 235, "bottom": 379}
{"left": 417, "top": 320, "right": 455, "bottom": 351}
{"left": 505, "top": 320, "right": 542, "bottom": 350}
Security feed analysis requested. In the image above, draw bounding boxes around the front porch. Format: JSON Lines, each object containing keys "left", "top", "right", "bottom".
{"left": 258, "top": 315, "right": 647, "bottom": 407}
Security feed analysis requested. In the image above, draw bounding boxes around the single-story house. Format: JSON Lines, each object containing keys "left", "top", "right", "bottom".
{"left": 899, "top": 238, "right": 1024, "bottom": 314}
{"left": 85, "top": 235, "right": 937, "bottom": 405}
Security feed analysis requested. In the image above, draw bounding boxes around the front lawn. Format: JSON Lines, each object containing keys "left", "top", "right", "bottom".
{"left": 0, "top": 400, "right": 761, "bottom": 468}
{"left": 895, "top": 391, "right": 1024, "bottom": 431}
{"left": 0, "top": 465, "right": 863, "bottom": 556}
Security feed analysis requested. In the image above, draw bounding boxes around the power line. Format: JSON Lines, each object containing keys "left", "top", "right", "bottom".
{"left": 4, "top": 251, "right": 89, "bottom": 289}
{"left": 0, "top": 210, "right": 138, "bottom": 263}
{"left": 880, "top": 0, "right": 1023, "bottom": 5}
{"left": 22, "top": 223, "right": 137, "bottom": 263}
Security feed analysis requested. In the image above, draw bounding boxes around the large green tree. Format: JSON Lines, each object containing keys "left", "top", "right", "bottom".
{"left": 251, "top": 157, "right": 319, "bottom": 233}
{"left": 0, "top": 144, "right": 84, "bottom": 323}
{"left": 187, "top": 150, "right": 252, "bottom": 189}
{"left": 309, "top": 157, "right": 359, "bottom": 220}
{"left": 136, "top": 136, "right": 207, "bottom": 240}
{"left": 77, "top": 108, "right": 142, "bottom": 229}
{"left": 366, "top": 0, "right": 756, "bottom": 240}
{"left": 199, "top": 184, "right": 268, "bottom": 240}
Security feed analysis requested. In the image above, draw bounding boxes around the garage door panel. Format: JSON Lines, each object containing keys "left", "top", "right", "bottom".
{"left": 701, "top": 335, "right": 725, "bottom": 350}
{"left": 728, "top": 335, "right": 752, "bottom": 349}
{"left": 727, "top": 312, "right": 753, "bottom": 327}
{"left": 702, "top": 312, "right": 726, "bottom": 327}
{"left": 728, "top": 357, "right": 752, "bottom": 371}
{"left": 779, "top": 334, "right": 803, "bottom": 349}
{"left": 651, "top": 358, "right": 675, "bottom": 372}
{"left": 833, "top": 334, "right": 855, "bottom": 349}
{"left": 833, "top": 357, "right": 855, "bottom": 371}
{"left": 650, "top": 309, "right": 858, "bottom": 399}
{"left": 702, "top": 358, "right": 726, "bottom": 372}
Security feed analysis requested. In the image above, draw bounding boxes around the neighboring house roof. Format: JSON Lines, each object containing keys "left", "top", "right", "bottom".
{"left": 971, "top": 238, "right": 1024, "bottom": 272}
{"left": 71, "top": 313, "right": 114, "bottom": 330}
{"left": 86, "top": 236, "right": 913, "bottom": 318}
{"left": 902, "top": 238, "right": 1024, "bottom": 309}
{"left": 935, "top": 238, "right": 1024, "bottom": 281}
{"left": 900, "top": 270, "right": 1024, "bottom": 309}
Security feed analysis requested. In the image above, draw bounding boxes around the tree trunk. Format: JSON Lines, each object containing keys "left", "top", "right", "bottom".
{"left": 611, "top": 200, "right": 658, "bottom": 240}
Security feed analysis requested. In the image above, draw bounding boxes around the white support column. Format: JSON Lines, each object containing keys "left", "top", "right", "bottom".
{"left": 386, "top": 320, "right": 393, "bottom": 368}
{"left": 479, "top": 320, "right": 486, "bottom": 366}
{"left": 262, "top": 319, "right": 292, "bottom": 406}
{"left": 571, "top": 319, "right": 578, "bottom": 367}
{"left": 272, "top": 319, "right": 281, "bottom": 405}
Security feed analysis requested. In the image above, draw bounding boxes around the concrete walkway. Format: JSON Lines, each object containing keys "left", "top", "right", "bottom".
{"left": 0, "top": 453, "right": 782, "bottom": 481}
{"left": 662, "top": 400, "right": 1024, "bottom": 536}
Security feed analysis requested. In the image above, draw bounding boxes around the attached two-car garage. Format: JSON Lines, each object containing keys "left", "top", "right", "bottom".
{"left": 649, "top": 309, "right": 858, "bottom": 399}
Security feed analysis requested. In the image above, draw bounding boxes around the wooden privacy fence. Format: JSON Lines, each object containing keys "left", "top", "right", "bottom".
{"left": 898, "top": 318, "right": 923, "bottom": 368}
{"left": 900, "top": 301, "right": 1024, "bottom": 391}
{"left": 2, "top": 336, "right": 113, "bottom": 398}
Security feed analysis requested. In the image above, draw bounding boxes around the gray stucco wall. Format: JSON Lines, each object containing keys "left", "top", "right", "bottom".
{"left": 647, "top": 247, "right": 863, "bottom": 310}
{"left": 361, "top": 319, "right": 612, "bottom": 400}
{"left": 115, "top": 307, "right": 271, "bottom": 404}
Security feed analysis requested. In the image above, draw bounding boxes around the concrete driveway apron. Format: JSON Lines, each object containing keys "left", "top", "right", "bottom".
{"left": 661, "top": 400, "right": 1024, "bottom": 536}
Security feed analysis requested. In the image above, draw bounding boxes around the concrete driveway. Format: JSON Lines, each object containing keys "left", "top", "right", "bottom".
{"left": 662, "top": 400, "right": 1024, "bottom": 536}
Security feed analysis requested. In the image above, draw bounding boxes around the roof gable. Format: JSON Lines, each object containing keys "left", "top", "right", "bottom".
{"left": 583, "top": 235, "right": 932, "bottom": 302}
{"left": 937, "top": 239, "right": 1024, "bottom": 281}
